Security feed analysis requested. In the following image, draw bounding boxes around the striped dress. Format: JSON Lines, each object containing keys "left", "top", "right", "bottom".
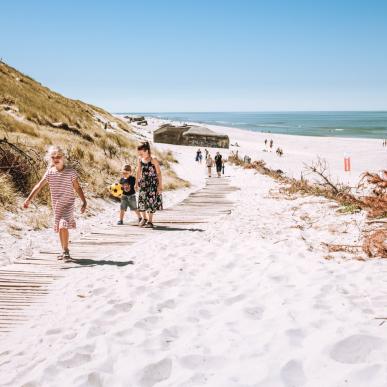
{"left": 44, "top": 167, "right": 78, "bottom": 232}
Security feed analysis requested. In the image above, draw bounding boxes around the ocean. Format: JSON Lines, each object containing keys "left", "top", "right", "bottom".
{"left": 124, "top": 112, "right": 387, "bottom": 139}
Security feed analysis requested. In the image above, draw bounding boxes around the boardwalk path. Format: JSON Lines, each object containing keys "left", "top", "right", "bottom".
{"left": 0, "top": 178, "right": 237, "bottom": 334}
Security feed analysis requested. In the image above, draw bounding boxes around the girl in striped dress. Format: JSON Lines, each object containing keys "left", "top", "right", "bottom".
{"left": 23, "top": 146, "right": 87, "bottom": 261}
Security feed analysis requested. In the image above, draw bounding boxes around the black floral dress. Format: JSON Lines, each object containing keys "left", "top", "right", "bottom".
{"left": 138, "top": 159, "right": 163, "bottom": 213}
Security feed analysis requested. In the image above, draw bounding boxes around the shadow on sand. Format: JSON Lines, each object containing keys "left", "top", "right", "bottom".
{"left": 154, "top": 225, "right": 204, "bottom": 232}
{"left": 63, "top": 258, "right": 134, "bottom": 268}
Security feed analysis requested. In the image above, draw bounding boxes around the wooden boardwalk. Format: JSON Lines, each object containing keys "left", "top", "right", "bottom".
{"left": 0, "top": 178, "right": 237, "bottom": 334}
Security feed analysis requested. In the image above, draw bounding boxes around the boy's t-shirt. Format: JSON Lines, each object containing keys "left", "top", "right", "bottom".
{"left": 119, "top": 176, "right": 136, "bottom": 195}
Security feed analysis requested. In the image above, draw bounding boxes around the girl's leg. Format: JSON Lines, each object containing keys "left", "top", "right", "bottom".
{"left": 59, "top": 230, "right": 65, "bottom": 251}
{"left": 147, "top": 212, "right": 153, "bottom": 223}
{"left": 59, "top": 228, "right": 69, "bottom": 252}
{"left": 134, "top": 209, "right": 141, "bottom": 219}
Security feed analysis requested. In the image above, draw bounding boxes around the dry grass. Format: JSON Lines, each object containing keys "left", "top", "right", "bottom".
{"left": 362, "top": 229, "right": 387, "bottom": 258}
{"left": 7, "top": 223, "right": 23, "bottom": 238}
{"left": 163, "top": 169, "right": 191, "bottom": 191}
{"left": 359, "top": 171, "right": 387, "bottom": 218}
{"left": 26, "top": 207, "right": 51, "bottom": 230}
{"left": 0, "top": 174, "right": 17, "bottom": 211}
{"left": 321, "top": 242, "right": 362, "bottom": 254}
{"left": 0, "top": 63, "right": 129, "bottom": 134}
{"left": 0, "top": 111, "right": 38, "bottom": 137}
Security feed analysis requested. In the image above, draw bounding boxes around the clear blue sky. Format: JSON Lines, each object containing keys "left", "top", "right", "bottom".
{"left": 1, "top": 0, "right": 386, "bottom": 112}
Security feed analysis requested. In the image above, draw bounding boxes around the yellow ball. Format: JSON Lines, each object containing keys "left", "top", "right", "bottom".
{"left": 109, "top": 182, "right": 123, "bottom": 198}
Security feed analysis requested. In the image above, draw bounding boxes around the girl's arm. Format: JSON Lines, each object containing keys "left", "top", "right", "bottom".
{"left": 73, "top": 178, "right": 87, "bottom": 213}
{"left": 135, "top": 158, "right": 142, "bottom": 190}
{"left": 23, "top": 176, "right": 48, "bottom": 208}
{"left": 152, "top": 158, "right": 163, "bottom": 194}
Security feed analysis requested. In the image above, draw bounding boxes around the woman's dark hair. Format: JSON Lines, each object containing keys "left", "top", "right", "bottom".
{"left": 137, "top": 141, "right": 151, "bottom": 154}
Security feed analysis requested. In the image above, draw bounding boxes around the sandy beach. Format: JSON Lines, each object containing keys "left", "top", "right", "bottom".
{"left": 0, "top": 118, "right": 386, "bottom": 387}
{"left": 143, "top": 117, "right": 386, "bottom": 186}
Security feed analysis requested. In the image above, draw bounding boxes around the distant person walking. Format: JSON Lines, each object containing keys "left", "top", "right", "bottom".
{"left": 23, "top": 146, "right": 87, "bottom": 261}
{"left": 269, "top": 139, "right": 273, "bottom": 151}
{"left": 264, "top": 139, "right": 268, "bottom": 148}
{"left": 195, "top": 149, "right": 202, "bottom": 163}
{"left": 214, "top": 152, "right": 223, "bottom": 177}
{"left": 206, "top": 154, "right": 214, "bottom": 178}
{"left": 204, "top": 149, "right": 209, "bottom": 160}
{"left": 136, "top": 141, "right": 163, "bottom": 229}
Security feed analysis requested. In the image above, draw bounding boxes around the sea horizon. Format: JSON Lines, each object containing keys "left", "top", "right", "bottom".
{"left": 117, "top": 111, "right": 387, "bottom": 139}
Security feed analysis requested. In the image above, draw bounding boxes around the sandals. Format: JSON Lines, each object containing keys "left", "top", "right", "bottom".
{"left": 143, "top": 222, "right": 154, "bottom": 229}
{"left": 139, "top": 218, "right": 147, "bottom": 227}
{"left": 57, "top": 251, "right": 72, "bottom": 262}
{"left": 63, "top": 251, "right": 72, "bottom": 262}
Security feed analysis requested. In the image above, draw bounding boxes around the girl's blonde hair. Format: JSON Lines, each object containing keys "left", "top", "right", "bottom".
{"left": 46, "top": 145, "right": 66, "bottom": 166}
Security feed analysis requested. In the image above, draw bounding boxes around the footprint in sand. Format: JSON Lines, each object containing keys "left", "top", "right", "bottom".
{"left": 157, "top": 299, "right": 176, "bottom": 311}
{"left": 330, "top": 334, "right": 386, "bottom": 364}
{"left": 64, "top": 331, "right": 77, "bottom": 340}
{"left": 58, "top": 352, "right": 92, "bottom": 368}
{"left": 160, "top": 278, "right": 180, "bottom": 287}
{"left": 138, "top": 358, "right": 172, "bottom": 387}
{"left": 92, "top": 287, "right": 107, "bottom": 296}
{"left": 46, "top": 328, "right": 62, "bottom": 335}
{"left": 160, "top": 326, "right": 180, "bottom": 348}
{"left": 180, "top": 372, "right": 209, "bottom": 385}
{"left": 179, "top": 354, "right": 225, "bottom": 370}
{"left": 280, "top": 359, "right": 306, "bottom": 387}
{"left": 243, "top": 306, "right": 264, "bottom": 320}
{"left": 108, "top": 301, "right": 133, "bottom": 315}
{"left": 86, "top": 371, "right": 105, "bottom": 387}
{"left": 87, "top": 324, "right": 106, "bottom": 338}
{"left": 225, "top": 294, "right": 245, "bottom": 305}
{"left": 134, "top": 316, "right": 160, "bottom": 330}
{"left": 20, "top": 381, "right": 41, "bottom": 387}
{"left": 198, "top": 309, "right": 212, "bottom": 319}
{"left": 285, "top": 329, "right": 305, "bottom": 347}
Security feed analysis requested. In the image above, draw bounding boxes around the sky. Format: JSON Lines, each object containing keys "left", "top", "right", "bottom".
{"left": 1, "top": 0, "right": 387, "bottom": 112}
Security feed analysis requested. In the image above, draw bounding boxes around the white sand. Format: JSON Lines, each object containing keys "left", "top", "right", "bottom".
{"left": 1, "top": 120, "right": 387, "bottom": 386}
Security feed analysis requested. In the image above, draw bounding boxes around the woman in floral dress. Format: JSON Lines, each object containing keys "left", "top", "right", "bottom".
{"left": 136, "top": 141, "right": 163, "bottom": 228}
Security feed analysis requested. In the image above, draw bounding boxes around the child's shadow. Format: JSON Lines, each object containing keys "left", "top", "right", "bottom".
{"left": 63, "top": 258, "right": 134, "bottom": 268}
{"left": 154, "top": 225, "right": 204, "bottom": 232}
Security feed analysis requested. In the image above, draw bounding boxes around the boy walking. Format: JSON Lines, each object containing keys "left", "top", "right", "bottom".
{"left": 117, "top": 164, "right": 141, "bottom": 225}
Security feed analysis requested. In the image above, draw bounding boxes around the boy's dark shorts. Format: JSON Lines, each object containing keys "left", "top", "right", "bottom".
{"left": 120, "top": 194, "right": 137, "bottom": 211}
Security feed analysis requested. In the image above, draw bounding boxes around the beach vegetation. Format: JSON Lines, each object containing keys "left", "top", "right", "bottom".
{"left": 228, "top": 153, "right": 387, "bottom": 258}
